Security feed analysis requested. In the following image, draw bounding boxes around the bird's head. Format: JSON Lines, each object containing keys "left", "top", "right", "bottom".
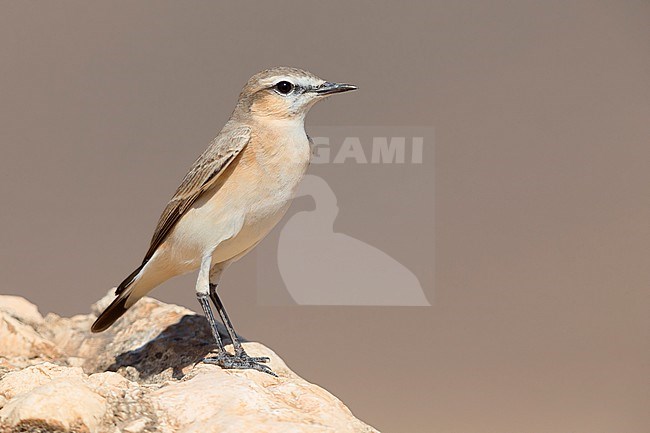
{"left": 234, "top": 67, "right": 356, "bottom": 122}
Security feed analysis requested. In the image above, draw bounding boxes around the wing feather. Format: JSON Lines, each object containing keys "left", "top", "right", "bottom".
{"left": 116, "top": 124, "right": 251, "bottom": 295}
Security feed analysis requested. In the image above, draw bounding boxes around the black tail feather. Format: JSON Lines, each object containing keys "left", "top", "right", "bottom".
{"left": 91, "top": 293, "right": 130, "bottom": 333}
{"left": 91, "top": 264, "right": 145, "bottom": 333}
{"left": 115, "top": 264, "right": 144, "bottom": 296}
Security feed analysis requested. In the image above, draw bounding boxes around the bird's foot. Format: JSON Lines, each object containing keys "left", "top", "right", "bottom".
{"left": 234, "top": 348, "right": 271, "bottom": 364}
{"left": 203, "top": 351, "right": 276, "bottom": 377}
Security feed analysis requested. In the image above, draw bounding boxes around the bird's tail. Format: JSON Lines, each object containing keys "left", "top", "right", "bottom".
{"left": 90, "top": 264, "right": 144, "bottom": 333}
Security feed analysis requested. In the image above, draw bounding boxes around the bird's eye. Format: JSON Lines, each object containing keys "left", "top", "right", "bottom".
{"left": 274, "top": 81, "right": 294, "bottom": 95}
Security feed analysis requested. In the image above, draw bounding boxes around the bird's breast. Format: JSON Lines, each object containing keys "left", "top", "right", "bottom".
{"left": 162, "top": 122, "right": 311, "bottom": 268}
{"left": 242, "top": 126, "right": 311, "bottom": 223}
{"left": 206, "top": 125, "right": 311, "bottom": 263}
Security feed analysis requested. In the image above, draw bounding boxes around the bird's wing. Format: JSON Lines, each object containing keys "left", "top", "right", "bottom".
{"left": 142, "top": 124, "right": 251, "bottom": 267}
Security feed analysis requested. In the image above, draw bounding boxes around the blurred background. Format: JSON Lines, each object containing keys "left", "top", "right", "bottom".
{"left": 1, "top": 2, "right": 649, "bottom": 432}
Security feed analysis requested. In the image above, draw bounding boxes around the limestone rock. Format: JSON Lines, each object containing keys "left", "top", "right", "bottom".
{"left": 0, "top": 378, "right": 107, "bottom": 433}
{"left": 0, "top": 296, "right": 44, "bottom": 327}
{"left": 0, "top": 297, "right": 59, "bottom": 360}
{"left": 0, "top": 293, "right": 378, "bottom": 433}
{"left": 0, "top": 363, "right": 85, "bottom": 401}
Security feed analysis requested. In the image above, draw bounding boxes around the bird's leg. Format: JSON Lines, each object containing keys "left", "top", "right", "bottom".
{"left": 198, "top": 257, "right": 275, "bottom": 376}
{"left": 196, "top": 292, "right": 227, "bottom": 356}
{"left": 209, "top": 283, "right": 270, "bottom": 364}
{"left": 195, "top": 254, "right": 228, "bottom": 356}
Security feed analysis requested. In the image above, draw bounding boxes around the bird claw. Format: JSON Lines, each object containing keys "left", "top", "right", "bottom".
{"left": 237, "top": 353, "right": 271, "bottom": 364}
{"left": 203, "top": 352, "right": 277, "bottom": 377}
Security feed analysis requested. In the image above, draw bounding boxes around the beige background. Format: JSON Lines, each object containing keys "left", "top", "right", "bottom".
{"left": 1, "top": 1, "right": 649, "bottom": 432}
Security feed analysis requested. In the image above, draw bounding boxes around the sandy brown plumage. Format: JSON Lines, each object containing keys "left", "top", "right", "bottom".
{"left": 92, "top": 125, "right": 250, "bottom": 332}
{"left": 91, "top": 67, "right": 356, "bottom": 375}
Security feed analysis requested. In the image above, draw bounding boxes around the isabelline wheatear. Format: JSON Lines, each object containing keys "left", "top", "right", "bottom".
{"left": 91, "top": 67, "right": 356, "bottom": 375}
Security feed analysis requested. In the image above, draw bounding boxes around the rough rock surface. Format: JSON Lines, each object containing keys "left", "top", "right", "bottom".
{"left": 0, "top": 293, "right": 378, "bottom": 433}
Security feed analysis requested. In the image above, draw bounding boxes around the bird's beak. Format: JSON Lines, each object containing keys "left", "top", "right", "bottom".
{"left": 313, "top": 82, "right": 358, "bottom": 96}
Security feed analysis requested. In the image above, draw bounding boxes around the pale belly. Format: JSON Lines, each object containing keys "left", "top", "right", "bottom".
{"left": 159, "top": 134, "right": 310, "bottom": 273}
{"left": 211, "top": 194, "right": 294, "bottom": 263}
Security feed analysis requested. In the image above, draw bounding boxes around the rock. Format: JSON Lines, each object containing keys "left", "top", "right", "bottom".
{"left": 0, "top": 293, "right": 378, "bottom": 433}
{"left": 151, "top": 362, "right": 376, "bottom": 433}
{"left": 0, "top": 296, "right": 44, "bottom": 326}
{"left": 0, "top": 363, "right": 85, "bottom": 401}
{"left": 0, "top": 313, "right": 59, "bottom": 360}
{"left": 0, "top": 378, "right": 107, "bottom": 433}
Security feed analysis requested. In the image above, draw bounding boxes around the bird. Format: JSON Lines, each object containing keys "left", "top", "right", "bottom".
{"left": 91, "top": 67, "right": 356, "bottom": 376}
